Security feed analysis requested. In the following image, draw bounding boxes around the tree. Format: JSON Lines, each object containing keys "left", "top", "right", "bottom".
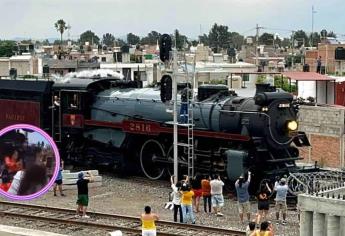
{"left": 141, "top": 31, "right": 161, "bottom": 45}
{"left": 199, "top": 34, "right": 209, "bottom": 45}
{"left": 54, "top": 19, "right": 68, "bottom": 45}
{"left": 41, "top": 39, "right": 50, "bottom": 46}
{"left": 259, "top": 32, "right": 274, "bottom": 45}
{"left": 0, "top": 40, "right": 16, "bottom": 57}
{"left": 327, "top": 31, "right": 337, "bottom": 38}
{"left": 174, "top": 29, "right": 189, "bottom": 50}
{"left": 102, "top": 33, "right": 115, "bottom": 46}
{"left": 79, "top": 30, "right": 100, "bottom": 45}
{"left": 127, "top": 33, "right": 140, "bottom": 45}
{"left": 293, "top": 30, "right": 309, "bottom": 48}
{"left": 281, "top": 38, "right": 291, "bottom": 48}
{"left": 208, "top": 23, "right": 231, "bottom": 53}
{"left": 191, "top": 40, "right": 199, "bottom": 46}
{"left": 115, "top": 38, "right": 126, "bottom": 47}
{"left": 309, "top": 32, "right": 321, "bottom": 47}
{"left": 230, "top": 32, "right": 244, "bottom": 50}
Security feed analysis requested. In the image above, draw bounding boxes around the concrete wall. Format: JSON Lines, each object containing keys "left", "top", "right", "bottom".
{"left": 299, "top": 186, "right": 345, "bottom": 236}
{"left": 298, "top": 105, "right": 345, "bottom": 168}
{"left": 0, "top": 59, "right": 9, "bottom": 76}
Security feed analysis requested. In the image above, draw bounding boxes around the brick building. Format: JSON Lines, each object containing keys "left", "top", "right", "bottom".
{"left": 304, "top": 43, "right": 345, "bottom": 74}
{"left": 298, "top": 105, "right": 345, "bottom": 168}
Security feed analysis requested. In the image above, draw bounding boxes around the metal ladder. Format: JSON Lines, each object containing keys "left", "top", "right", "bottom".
{"left": 176, "top": 95, "right": 194, "bottom": 178}
{"left": 186, "top": 95, "right": 194, "bottom": 178}
{"left": 176, "top": 53, "right": 195, "bottom": 178}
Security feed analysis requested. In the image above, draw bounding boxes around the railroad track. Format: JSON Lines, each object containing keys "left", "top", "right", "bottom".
{"left": 0, "top": 201, "right": 245, "bottom": 236}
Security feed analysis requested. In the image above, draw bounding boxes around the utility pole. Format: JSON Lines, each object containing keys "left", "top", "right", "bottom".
{"left": 291, "top": 31, "right": 295, "bottom": 69}
{"left": 172, "top": 48, "right": 178, "bottom": 183}
{"left": 255, "top": 24, "right": 262, "bottom": 68}
{"left": 311, "top": 5, "right": 317, "bottom": 47}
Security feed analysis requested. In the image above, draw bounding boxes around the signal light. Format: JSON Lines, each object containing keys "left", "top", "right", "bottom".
{"left": 159, "top": 34, "right": 172, "bottom": 62}
{"left": 160, "top": 75, "right": 172, "bottom": 103}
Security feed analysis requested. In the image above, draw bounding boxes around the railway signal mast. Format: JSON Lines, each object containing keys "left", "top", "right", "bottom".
{"left": 159, "top": 34, "right": 195, "bottom": 181}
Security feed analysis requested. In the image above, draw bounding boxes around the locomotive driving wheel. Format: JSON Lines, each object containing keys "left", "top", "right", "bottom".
{"left": 166, "top": 145, "right": 187, "bottom": 178}
{"left": 140, "top": 139, "right": 166, "bottom": 180}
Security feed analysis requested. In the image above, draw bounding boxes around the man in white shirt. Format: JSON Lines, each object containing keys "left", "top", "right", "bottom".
{"left": 210, "top": 174, "right": 225, "bottom": 216}
{"left": 170, "top": 176, "right": 183, "bottom": 222}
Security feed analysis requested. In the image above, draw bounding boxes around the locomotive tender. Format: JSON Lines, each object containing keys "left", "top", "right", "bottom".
{"left": 0, "top": 76, "right": 310, "bottom": 189}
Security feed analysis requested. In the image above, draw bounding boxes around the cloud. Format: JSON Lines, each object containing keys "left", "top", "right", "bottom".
{"left": 0, "top": 0, "right": 344, "bottom": 40}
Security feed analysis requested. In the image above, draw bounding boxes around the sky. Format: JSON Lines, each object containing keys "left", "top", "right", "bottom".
{"left": 27, "top": 131, "right": 49, "bottom": 146}
{"left": 0, "top": 0, "right": 344, "bottom": 40}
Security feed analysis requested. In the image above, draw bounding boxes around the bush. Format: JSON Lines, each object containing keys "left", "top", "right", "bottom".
{"left": 274, "top": 76, "right": 297, "bottom": 92}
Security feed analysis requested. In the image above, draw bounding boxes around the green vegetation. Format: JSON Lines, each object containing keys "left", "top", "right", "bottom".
{"left": 54, "top": 19, "right": 68, "bottom": 45}
{"left": 274, "top": 76, "right": 297, "bottom": 92}
{"left": 102, "top": 33, "right": 115, "bottom": 47}
{"left": 256, "top": 75, "right": 297, "bottom": 93}
{"left": 0, "top": 40, "right": 16, "bottom": 57}
{"left": 79, "top": 30, "right": 100, "bottom": 45}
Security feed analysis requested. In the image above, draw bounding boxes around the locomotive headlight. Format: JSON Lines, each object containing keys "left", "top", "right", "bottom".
{"left": 287, "top": 120, "right": 298, "bottom": 131}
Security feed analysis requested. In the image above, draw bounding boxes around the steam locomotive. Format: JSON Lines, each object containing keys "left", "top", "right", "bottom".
{"left": 0, "top": 75, "right": 310, "bottom": 190}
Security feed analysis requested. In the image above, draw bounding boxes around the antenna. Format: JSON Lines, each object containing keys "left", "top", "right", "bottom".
{"left": 311, "top": 6, "right": 317, "bottom": 46}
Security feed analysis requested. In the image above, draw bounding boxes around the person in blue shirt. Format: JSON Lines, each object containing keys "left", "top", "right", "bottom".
{"left": 235, "top": 171, "right": 252, "bottom": 223}
{"left": 274, "top": 178, "right": 288, "bottom": 225}
{"left": 53, "top": 160, "right": 65, "bottom": 196}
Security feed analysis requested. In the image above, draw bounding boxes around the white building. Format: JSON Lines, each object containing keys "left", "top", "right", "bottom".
{"left": 100, "top": 62, "right": 159, "bottom": 87}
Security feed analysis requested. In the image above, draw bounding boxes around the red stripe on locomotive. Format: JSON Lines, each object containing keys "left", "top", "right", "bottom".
{"left": 84, "top": 119, "right": 250, "bottom": 141}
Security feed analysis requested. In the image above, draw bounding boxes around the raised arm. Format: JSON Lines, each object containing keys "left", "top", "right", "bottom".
{"left": 266, "top": 183, "right": 272, "bottom": 193}
{"left": 247, "top": 171, "right": 251, "bottom": 183}
{"left": 85, "top": 171, "right": 94, "bottom": 182}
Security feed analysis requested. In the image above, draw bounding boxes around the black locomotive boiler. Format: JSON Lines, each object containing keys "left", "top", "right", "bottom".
{"left": 0, "top": 77, "right": 310, "bottom": 190}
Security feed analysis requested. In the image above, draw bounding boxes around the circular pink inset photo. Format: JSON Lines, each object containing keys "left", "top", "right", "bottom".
{"left": 0, "top": 124, "right": 60, "bottom": 200}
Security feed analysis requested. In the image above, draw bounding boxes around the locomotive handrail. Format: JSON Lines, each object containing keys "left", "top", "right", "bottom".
{"left": 219, "top": 109, "right": 295, "bottom": 145}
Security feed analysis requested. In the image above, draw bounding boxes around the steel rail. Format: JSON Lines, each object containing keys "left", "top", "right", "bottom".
{"left": 0, "top": 201, "right": 245, "bottom": 236}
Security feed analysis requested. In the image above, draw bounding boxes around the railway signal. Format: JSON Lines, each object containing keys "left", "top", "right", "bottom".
{"left": 159, "top": 34, "right": 172, "bottom": 62}
{"left": 160, "top": 74, "right": 172, "bottom": 103}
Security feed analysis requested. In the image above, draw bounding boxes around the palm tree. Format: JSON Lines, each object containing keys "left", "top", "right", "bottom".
{"left": 54, "top": 19, "right": 67, "bottom": 45}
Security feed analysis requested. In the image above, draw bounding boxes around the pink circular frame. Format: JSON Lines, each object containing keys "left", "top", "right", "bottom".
{"left": 0, "top": 124, "right": 60, "bottom": 200}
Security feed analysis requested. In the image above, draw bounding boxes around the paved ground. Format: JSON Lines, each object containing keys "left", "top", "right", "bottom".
{"left": 1, "top": 174, "right": 300, "bottom": 235}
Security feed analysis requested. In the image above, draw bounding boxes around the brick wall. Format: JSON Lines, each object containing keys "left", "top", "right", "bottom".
{"left": 298, "top": 105, "right": 345, "bottom": 168}
{"left": 305, "top": 50, "right": 318, "bottom": 72}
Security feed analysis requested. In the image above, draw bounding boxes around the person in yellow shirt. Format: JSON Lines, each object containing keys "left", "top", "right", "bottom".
{"left": 180, "top": 183, "right": 196, "bottom": 224}
{"left": 141, "top": 206, "right": 159, "bottom": 236}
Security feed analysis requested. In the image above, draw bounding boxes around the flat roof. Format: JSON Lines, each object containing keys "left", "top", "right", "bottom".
{"left": 281, "top": 72, "right": 335, "bottom": 81}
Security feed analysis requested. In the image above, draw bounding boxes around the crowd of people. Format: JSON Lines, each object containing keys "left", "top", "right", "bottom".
{"left": 162, "top": 172, "right": 288, "bottom": 236}
{"left": 0, "top": 139, "right": 52, "bottom": 196}
{"left": 55, "top": 167, "right": 287, "bottom": 236}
